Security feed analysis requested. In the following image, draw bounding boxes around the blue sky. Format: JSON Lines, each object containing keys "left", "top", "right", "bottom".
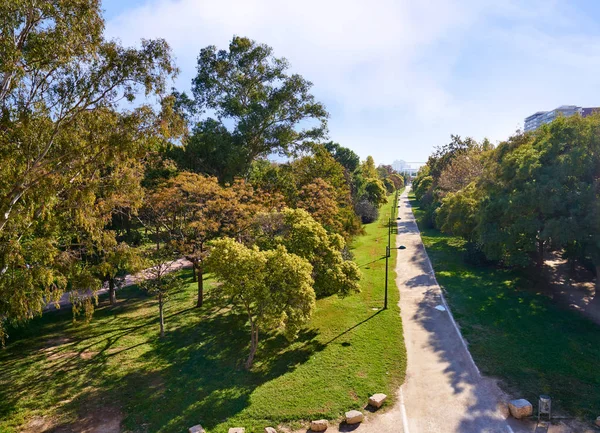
{"left": 102, "top": 0, "right": 600, "bottom": 165}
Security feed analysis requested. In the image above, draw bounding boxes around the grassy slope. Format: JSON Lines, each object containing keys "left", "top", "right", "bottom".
{"left": 0, "top": 195, "right": 406, "bottom": 433}
{"left": 410, "top": 194, "right": 600, "bottom": 420}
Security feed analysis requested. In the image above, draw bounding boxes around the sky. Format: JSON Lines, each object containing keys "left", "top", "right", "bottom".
{"left": 102, "top": 0, "right": 600, "bottom": 166}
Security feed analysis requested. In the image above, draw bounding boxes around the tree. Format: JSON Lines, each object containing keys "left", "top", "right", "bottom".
{"left": 296, "top": 179, "right": 339, "bottom": 232}
{"left": 389, "top": 173, "right": 405, "bottom": 190}
{"left": 0, "top": 1, "right": 177, "bottom": 342}
{"left": 140, "top": 250, "right": 183, "bottom": 337}
{"left": 360, "top": 156, "right": 379, "bottom": 179}
{"left": 206, "top": 238, "right": 315, "bottom": 369}
{"left": 93, "top": 239, "right": 144, "bottom": 306}
{"left": 323, "top": 142, "right": 360, "bottom": 173}
{"left": 142, "top": 172, "right": 265, "bottom": 307}
{"left": 355, "top": 199, "right": 379, "bottom": 224}
{"left": 185, "top": 36, "right": 328, "bottom": 180}
{"left": 251, "top": 208, "right": 361, "bottom": 297}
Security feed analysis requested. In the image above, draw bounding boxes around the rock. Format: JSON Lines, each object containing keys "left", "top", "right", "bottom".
{"left": 310, "top": 419, "right": 328, "bottom": 431}
{"left": 508, "top": 399, "right": 533, "bottom": 419}
{"left": 595, "top": 416, "right": 600, "bottom": 427}
{"left": 264, "top": 428, "right": 277, "bottom": 433}
{"left": 345, "top": 410, "right": 364, "bottom": 424}
{"left": 228, "top": 429, "right": 245, "bottom": 433}
{"left": 368, "top": 393, "right": 387, "bottom": 408}
{"left": 189, "top": 426, "right": 205, "bottom": 433}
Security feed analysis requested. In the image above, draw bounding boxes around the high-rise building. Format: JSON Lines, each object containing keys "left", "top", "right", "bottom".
{"left": 524, "top": 105, "right": 600, "bottom": 132}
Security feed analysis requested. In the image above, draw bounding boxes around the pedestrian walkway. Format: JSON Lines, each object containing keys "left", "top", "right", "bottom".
{"left": 396, "top": 188, "right": 517, "bottom": 433}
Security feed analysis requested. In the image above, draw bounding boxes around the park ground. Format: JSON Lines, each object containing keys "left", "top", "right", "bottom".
{"left": 0, "top": 195, "right": 406, "bottom": 433}
{"left": 410, "top": 193, "right": 600, "bottom": 423}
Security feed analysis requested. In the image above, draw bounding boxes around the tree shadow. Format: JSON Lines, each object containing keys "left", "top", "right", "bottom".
{"left": 1, "top": 280, "right": 327, "bottom": 432}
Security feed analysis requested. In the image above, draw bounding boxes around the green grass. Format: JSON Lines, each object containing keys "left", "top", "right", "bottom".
{"left": 0, "top": 195, "right": 406, "bottom": 433}
{"left": 410, "top": 194, "right": 600, "bottom": 420}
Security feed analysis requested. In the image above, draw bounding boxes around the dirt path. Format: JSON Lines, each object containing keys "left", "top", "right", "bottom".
{"left": 44, "top": 257, "right": 192, "bottom": 310}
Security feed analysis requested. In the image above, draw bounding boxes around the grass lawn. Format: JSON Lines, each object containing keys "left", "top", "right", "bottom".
{"left": 410, "top": 194, "right": 600, "bottom": 421}
{"left": 0, "top": 195, "right": 406, "bottom": 433}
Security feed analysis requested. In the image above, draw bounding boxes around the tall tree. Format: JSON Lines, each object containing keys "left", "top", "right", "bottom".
{"left": 0, "top": 0, "right": 177, "bottom": 342}
{"left": 183, "top": 36, "right": 328, "bottom": 181}
{"left": 207, "top": 238, "right": 315, "bottom": 369}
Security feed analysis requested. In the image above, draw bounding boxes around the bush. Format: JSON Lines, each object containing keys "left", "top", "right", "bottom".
{"left": 355, "top": 200, "right": 379, "bottom": 224}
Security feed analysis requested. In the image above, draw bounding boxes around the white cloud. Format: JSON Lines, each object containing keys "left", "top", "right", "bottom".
{"left": 105, "top": 0, "right": 600, "bottom": 163}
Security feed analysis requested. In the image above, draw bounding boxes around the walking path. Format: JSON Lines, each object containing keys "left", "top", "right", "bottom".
{"left": 396, "top": 188, "right": 516, "bottom": 433}
{"left": 44, "top": 258, "right": 192, "bottom": 310}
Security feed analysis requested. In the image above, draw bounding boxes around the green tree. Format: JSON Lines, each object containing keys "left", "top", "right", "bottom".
{"left": 139, "top": 250, "right": 183, "bottom": 337}
{"left": 0, "top": 0, "right": 176, "bottom": 341}
{"left": 206, "top": 238, "right": 315, "bottom": 369}
{"left": 323, "top": 142, "right": 360, "bottom": 173}
{"left": 185, "top": 36, "right": 328, "bottom": 180}
{"left": 252, "top": 208, "right": 361, "bottom": 297}
{"left": 93, "top": 240, "right": 144, "bottom": 306}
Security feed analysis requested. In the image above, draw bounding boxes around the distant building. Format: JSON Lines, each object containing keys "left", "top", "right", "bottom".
{"left": 524, "top": 105, "right": 600, "bottom": 132}
{"left": 391, "top": 160, "right": 421, "bottom": 177}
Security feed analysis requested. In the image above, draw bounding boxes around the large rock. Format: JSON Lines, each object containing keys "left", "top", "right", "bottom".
{"left": 368, "top": 393, "right": 387, "bottom": 409}
{"left": 508, "top": 399, "right": 533, "bottom": 419}
{"left": 345, "top": 410, "right": 364, "bottom": 424}
{"left": 595, "top": 416, "right": 600, "bottom": 427}
{"left": 228, "top": 429, "right": 245, "bottom": 433}
{"left": 310, "top": 419, "right": 328, "bottom": 431}
{"left": 189, "top": 426, "right": 205, "bottom": 433}
{"left": 264, "top": 428, "right": 277, "bottom": 433}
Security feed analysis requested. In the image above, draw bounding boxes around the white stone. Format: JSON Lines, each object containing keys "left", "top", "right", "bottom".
{"left": 595, "top": 416, "right": 600, "bottom": 427}
{"left": 508, "top": 399, "right": 533, "bottom": 419}
{"left": 264, "top": 428, "right": 277, "bottom": 433}
{"left": 228, "top": 429, "right": 245, "bottom": 433}
{"left": 368, "top": 393, "right": 387, "bottom": 408}
{"left": 345, "top": 410, "right": 364, "bottom": 424}
{"left": 189, "top": 425, "right": 205, "bottom": 433}
{"left": 310, "top": 419, "right": 328, "bottom": 431}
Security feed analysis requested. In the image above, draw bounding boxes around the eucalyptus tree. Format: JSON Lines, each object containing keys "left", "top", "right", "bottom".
{"left": 178, "top": 36, "right": 329, "bottom": 181}
{"left": 0, "top": 0, "right": 177, "bottom": 342}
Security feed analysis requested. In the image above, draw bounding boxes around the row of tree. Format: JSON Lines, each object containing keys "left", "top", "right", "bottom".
{"left": 413, "top": 115, "right": 600, "bottom": 292}
{"left": 0, "top": 1, "right": 403, "bottom": 367}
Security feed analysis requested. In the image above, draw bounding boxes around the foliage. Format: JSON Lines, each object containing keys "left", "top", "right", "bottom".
{"left": 179, "top": 36, "right": 328, "bottom": 181}
{"left": 0, "top": 196, "right": 405, "bottom": 432}
{"left": 412, "top": 195, "right": 600, "bottom": 422}
{"left": 139, "top": 249, "right": 184, "bottom": 337}
{"left": 140, "top": 172, "right": 266, "bottom": 307}
{"left": 251, "top": 208, "right": 361, "bottom": 297}
{"left": 206, "top": 238, "right": 315, "bottom": 368}
{"left": 323, "top": 141, "right": 360, "bottom": 173}
{"left": 354, "top": 199, "right": 380, "bottom": 224}
{"left": 0, "top": 0, "right": 177, "bottom": 342}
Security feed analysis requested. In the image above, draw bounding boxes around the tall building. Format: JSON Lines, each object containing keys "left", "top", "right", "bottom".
{"left": 524, "top": 105, "right": 600, "bottom": 132}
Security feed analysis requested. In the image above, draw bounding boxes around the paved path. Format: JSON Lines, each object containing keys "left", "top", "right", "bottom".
{"left": 396, "top": 188, "right": 514, "bottom": 433}
{"left": 45, "top": 258, "right": 192, "bottom": 310}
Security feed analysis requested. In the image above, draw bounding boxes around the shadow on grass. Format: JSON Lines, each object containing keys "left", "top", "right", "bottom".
{"left": 407, "top": 196, "right": 600, "bottom": 426}
{"left": 0, "top": 277, "right": 327, "bottom": 433}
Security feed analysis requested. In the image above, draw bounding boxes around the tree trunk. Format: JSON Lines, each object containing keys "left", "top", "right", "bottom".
{"left": 595, "top": 264, "right": 600, "bottom": 297}
{"left": 156, "top": 228, "right": 160, "bottom": 251}
{"left": 158, "top": 294, "right": 165, "bottom": 337}
{"left": 108, "top": 278, "right": 117, "bottom": 305}
{"left": 537, "top": 239, "right": 545, "bottom": 268}
{"left": 245, "top": 324, "right": 258, "bottom": 369}
{"left": 191, "top": 260, "right": 197, "bottom": 283}
{"left": 196, "top": 263, "right": 204, "bottom": 308}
